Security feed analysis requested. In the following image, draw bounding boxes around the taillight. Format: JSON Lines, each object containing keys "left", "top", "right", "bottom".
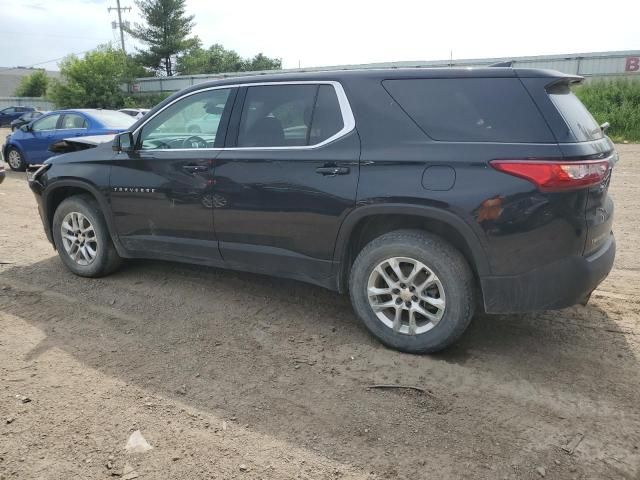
{"left": 489, "top": 159, "right": 610, "bottom": 192}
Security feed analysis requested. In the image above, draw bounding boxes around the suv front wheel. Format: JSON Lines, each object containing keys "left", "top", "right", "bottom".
{"left": 52, "top": 195, "right": 122, "bottom": 277}
{"left": 349, "top": 230, "right": 475, "bottom": 353}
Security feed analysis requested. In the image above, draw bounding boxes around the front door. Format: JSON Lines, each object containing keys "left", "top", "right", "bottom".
{"left": 109, "top": 87, "right": 235, "bottom": 262}
{"left": 28, "top": 113, "right": 62, "bottom": 163}
{"left": 213, "top": 82, "right": 360, "bottom": 284}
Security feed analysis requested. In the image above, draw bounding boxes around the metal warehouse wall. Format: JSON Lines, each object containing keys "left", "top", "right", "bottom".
{"left": 0, "top": 97, "right": 55, "bottom": 110}
{"left": 128, "top": 50, "right": 640, "bottom": 93}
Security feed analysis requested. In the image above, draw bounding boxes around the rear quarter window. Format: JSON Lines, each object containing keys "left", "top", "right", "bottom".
{"left": 382, "top": 78, "right": 555, "bottom": 143}
{"left": 547, "top": 84, "right": 603, "bottom": 142}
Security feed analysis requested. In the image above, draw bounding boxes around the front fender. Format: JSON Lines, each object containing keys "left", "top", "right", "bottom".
{"left": 40, "top": 177, "right": 127, "bottom": 258}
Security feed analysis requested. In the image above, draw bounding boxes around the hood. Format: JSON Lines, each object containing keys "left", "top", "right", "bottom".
{"left": 48, "top": 134, "right": 116, "bottom": 154}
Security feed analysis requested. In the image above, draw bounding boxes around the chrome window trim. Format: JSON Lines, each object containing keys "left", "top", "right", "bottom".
{"left": 134, "top": 80, "right": 355, "bottom": 152}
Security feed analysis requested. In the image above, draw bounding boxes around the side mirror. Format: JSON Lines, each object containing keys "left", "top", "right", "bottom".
{"left": 600, "top": 122, "right": 610, "bottom": 134}
{"left": 20, "top": 124, "right": 31, "bottom": 132}
{"left": 112, "top": 131, "right": 135, "bottom": 152}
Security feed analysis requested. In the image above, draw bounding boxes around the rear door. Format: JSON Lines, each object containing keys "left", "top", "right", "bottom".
{"left": 213, "top": 81, "right": 360, "bottom": 283}
{"left": 109, "top": 87, "right": 235, "bottom": 262}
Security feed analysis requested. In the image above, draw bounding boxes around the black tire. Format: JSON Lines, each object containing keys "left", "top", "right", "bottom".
{"left": 52, "top": 195, "right": 122, "bottom": 277}
{"left": 349, "top": 229, "right": 475, "bottom": 354}
{"left": 6, "top": 146, "right": 26, "bottom": 172}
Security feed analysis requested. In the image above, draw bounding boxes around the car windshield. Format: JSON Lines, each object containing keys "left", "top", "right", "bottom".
{"left": 89, "top": 110, "right": 136, "bottom": 129}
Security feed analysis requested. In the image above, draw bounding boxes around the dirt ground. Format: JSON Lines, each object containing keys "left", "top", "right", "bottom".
{"left": 0, "top": 129, "right": 639, "bottom": 479}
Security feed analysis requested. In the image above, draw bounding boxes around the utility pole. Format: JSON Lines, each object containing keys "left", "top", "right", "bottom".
{"left": 108, "top": 0, "right": 131, "bottom": 54}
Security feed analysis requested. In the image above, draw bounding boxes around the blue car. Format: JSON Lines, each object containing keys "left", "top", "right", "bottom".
{"left": 0, "top": 106, "right": 35, "bottom": 127}
{"left": 2, "top": 109, "right": 135, "bottom": 171}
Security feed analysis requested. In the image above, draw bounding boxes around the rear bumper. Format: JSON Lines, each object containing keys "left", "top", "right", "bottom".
{"left": 481, "top": 233, "right": 615, "bottom": 313}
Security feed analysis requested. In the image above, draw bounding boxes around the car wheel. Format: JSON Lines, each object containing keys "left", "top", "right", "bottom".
{"left": 52, "top": 195, "right": 122, "bottom": 277}
{"left": 6, "top": 147, "right": 26, "bottom": 171}
{"left": 349, "top": 229, "right": 475, "bottom": 354}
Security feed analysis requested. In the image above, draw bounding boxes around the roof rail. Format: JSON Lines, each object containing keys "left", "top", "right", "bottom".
{"left": 489, "top": 60, "right": 514, "bottom": 67}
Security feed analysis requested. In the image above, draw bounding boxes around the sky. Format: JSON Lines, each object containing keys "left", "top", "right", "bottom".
{"left": 0, "top": 0, "right": 638, "bottom": 71}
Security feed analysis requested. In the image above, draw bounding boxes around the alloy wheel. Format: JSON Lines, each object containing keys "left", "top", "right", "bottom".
{"left": 367, "top": 257, "right": 446, "bottom": 335}
{"left": 7, "top": 150, "right": 22, "bottom": 170}
{"left": 60, "top": 212, "right": 98, "bottom": 266}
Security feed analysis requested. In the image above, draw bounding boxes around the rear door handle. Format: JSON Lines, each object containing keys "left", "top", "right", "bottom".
{"left": 183, "top": 164, "right": 208, "bottom": 173}
{"left": 315, "top": 166, "right": 350, "bottom": 176}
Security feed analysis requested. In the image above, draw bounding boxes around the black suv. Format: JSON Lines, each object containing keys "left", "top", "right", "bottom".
{"left": 28, "top": 68, "right": 616, "bottom": 353}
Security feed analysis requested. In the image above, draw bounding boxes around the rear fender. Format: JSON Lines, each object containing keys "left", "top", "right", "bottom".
{"left": 333, "top": 203, "right": 490, "bottom": 291}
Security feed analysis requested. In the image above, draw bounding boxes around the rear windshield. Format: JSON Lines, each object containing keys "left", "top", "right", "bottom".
{"left": 383, "top": 78, "right": 555, "bottom": 143}
{"left": 90, "top": 110, "right": 136, "bottom": 129}
{"left": 547, "top": 84, "right": 603, "bottom": 142}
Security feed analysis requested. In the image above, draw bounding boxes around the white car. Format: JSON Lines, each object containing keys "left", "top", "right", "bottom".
{"left": 118, "top": 108, "right": 150, "bottom": 120}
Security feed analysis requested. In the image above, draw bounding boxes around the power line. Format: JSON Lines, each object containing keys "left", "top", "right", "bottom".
{"left": 0, "top": 48, "right": 99, "bottom": 73}
{"left": 0, "top": 30, "right": 109, "bottom": 41}
{"left": 108, "top": 0, "right": 131, "bottom": 54}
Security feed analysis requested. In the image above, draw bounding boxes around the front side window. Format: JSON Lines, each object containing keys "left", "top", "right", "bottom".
{"left": 32, "top": 114, "right": 60, "bottom": 132}
{"left": 236, "top": 83, "right": 345, "bottom": 148}
{"left": 139, "top": 88, "right": 230, "bottom": 150}
{"left": 2, "top": 107, "right": 16, "bottom": 114}
{"left": 61, "top": 113, "right": 87, "bottom": 129}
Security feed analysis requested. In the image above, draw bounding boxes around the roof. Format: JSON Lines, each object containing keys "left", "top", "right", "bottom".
{"left": 177, "top": 67, "right": 576, "bottom": 93}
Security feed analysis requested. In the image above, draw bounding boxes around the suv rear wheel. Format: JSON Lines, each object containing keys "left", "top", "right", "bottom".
{"left": 52, "top": 195, "right": 122, "bottom": 277}
{"left": 349, "top": 230, "right": 475, "bottom": 353}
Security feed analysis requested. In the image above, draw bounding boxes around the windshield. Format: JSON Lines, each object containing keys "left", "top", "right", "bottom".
{"left": 90, "top": 110, "right": 136, "bottom": 129}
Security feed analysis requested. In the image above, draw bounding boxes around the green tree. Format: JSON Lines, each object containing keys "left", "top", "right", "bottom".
{"left": 49, "top": 45, "right": 144, "bottom": 109}
{"left": 14, "top": 70, "right": 49, "bottom": 97}
{"left": 178, "top": 43, "right": 281, "bottom": 75}
{"left": 243, "top": 53, "right": 282, "bottom": 72}
{"left": 126, "top": 0, "right": 198, "bottom": 76}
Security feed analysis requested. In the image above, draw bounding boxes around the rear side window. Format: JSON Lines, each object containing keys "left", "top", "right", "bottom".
{"left": 61, "top": 113, "right": 87, "bottom": 129}
{"left": 310, "top": 85, "right": 344, "bottom": 144}
{"left": 238, "top": 85, "right": 316, "bottom": 147}
{"left": 383, "top": 78, "right": 554, "bottom": 143}
{"left": 237, "top": 84, "right": 345, "bottom": 148}
{"left": 547, "top": 84, "right": 603, "bottom": 142}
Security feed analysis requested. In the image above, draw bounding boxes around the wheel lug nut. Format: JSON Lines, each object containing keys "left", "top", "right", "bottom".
{"left": 395, "top": 298, "right": 402, "bottom": 305}
{"left": 405, "top": 301, "right": 411, "bottom": 308}
{"left": 392, "top": 288, "right": 400, "bottom": 294}
{"left": 412, "top": 295, "right": 418, "bottom": 302}
{"left": 399, "top": 283, "right": 405, "bottom": 288}
{"left": 409, "top": 286, "right": 415, "bottom": 292}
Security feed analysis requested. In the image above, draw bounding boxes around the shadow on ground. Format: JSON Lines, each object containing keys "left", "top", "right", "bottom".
{"left": 1, "top": 255, "right": 638, "bottom": 478}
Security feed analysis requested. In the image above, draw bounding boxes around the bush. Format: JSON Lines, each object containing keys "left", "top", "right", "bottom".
{"left": 574, "top": 80, "right": 640, "bottom": 143}
{"left": 49, "top": 45, "right": 146, "bottom": 109}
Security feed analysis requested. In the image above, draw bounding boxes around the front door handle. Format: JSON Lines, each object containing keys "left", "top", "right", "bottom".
{"left": 315, "top": 166, "right": 350, "bottom": 176}
{"left": 183, "top": 164, "right": 208, "bottom": 173}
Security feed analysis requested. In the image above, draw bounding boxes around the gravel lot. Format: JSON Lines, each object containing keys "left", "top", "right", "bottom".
{"left": 1, "top": 129, "right": 639, "bottom": 479}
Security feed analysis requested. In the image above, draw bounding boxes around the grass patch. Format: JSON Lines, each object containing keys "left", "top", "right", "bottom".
{"left": 574, "top": 79, "right": 640, "bottom": 143}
